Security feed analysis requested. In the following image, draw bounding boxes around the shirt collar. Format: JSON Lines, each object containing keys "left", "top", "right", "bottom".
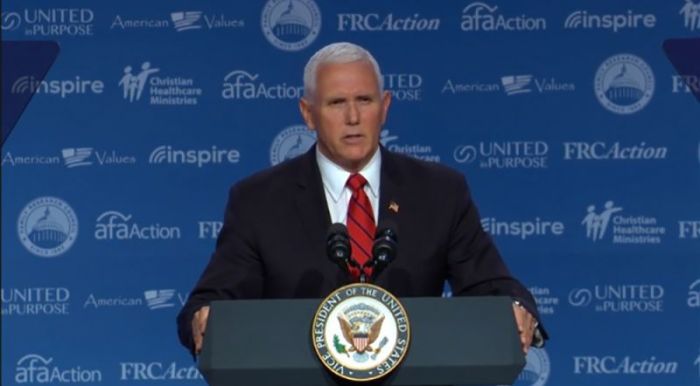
{"left": 316, "top": 146, "right": 381, "bottom": 203}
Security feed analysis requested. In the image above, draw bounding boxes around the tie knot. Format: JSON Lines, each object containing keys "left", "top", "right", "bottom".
{"left": 347, "top": 173, "right": 368, "bottom": 192}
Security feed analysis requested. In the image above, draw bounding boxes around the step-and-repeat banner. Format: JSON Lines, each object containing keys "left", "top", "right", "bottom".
{"left": 2, "top": 1, "right": 699, "bottom": 385}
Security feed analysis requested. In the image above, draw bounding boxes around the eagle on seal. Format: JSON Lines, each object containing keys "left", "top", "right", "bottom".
{"left": 338, "top": 315, "right": 384, "bottom": 353}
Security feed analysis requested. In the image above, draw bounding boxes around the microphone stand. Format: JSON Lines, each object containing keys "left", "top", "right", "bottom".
{"left": 358, "top": 261, "right": 374, "bottom": 284}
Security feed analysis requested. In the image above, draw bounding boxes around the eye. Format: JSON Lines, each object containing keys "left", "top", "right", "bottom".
{"left": 357, "top": 95, "right": 373, "bottom": 104}
{"left": 328, "top": 98, "right": 345, "bottom": 106}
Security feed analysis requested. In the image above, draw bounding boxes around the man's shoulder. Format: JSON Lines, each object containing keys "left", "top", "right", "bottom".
{"left": 229, "top": 153, "right": 310, "bottom": 196}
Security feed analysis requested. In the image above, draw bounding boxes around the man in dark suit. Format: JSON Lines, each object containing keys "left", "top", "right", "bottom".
{"left": 177, "top": 42, "right": 546, "bottom": 357}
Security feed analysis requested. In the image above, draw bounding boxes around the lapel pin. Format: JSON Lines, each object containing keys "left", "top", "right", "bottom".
{"left": 388, "top": 201, "right": 399, "bottom": 213}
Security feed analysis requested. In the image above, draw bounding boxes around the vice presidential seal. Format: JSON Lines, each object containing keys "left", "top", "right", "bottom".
{"left": 311, "top": 283, "right": 410, "bottom": 382}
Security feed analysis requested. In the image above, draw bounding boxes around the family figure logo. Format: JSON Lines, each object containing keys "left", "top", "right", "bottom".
{"left": 119, "top": 62, "right": 159, "bottom": 102}
{"left": 582, "top": 201, "right": 623, "bottom": 241}
{"left": 680, "top": 0, "right": 700, "bottom": 31}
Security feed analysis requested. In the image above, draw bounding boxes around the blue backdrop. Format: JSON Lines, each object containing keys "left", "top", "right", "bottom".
{"left": 2, "top": 1, "right": 699, "bottom": 385}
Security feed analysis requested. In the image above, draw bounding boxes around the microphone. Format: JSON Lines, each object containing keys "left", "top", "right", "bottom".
{"left": 370, "top": 220, "right": 398, "bottom": 281}
{"left": 326, "top": 223, "right": 356, "bottom": 274}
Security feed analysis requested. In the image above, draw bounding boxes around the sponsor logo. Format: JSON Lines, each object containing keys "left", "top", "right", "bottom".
{"left": 481, "top": 217, "right": 564, "bottom": 240}
{"left": 2, "top": 12, "right": 22, "bottom": 31}
{"left": 1, "top": 149, "right": 136, "bottom": 168}
{"left": 61, "top": 148, "right": 137, "bottom": 167}
{"left": 2, "top": 152, "right": 61, "bottom": 167}
{"left": 1, "top": 288, "right": 70, "bottom": 316}
{"left": 144, "top": 290, "right": 177, "bottom": 310}
{"left": 695, "top": 351, "right": 700, "bottom": 378}
{"left": 564, "top": 10, "right": 656, "bottom": 32}
{"left": 110, "top": 11, "right": 244, "bottom": 31}
{"left": 443, "top": 75, "right": 572, "bottom": 96}
{"left": 2, "top": 8, "right": 94, "bottom": 36}
{"left": 119, "top": 62, "right": 202, "bottom": 106}
{"left": 441, "top": 79, "right": 500, "bottom": 94}
{"left": 62, "top": 148, "right": 92, "bottom": 167}
{"left": 594, "top": 54, "right": 655, "bottom": 114}
{"left": 119, "top": 362, "right": 203, "bottom": 380}
{"left": 672, "top": 75, "right": 700, "bottom": 93}
{"left": 17, "top": 197, "right": 78, "bottom": 258}
{"left": 338, "top": 13, "right": 439, "bottom": 31}
{"left": 568, "top": 285, "right": 664, "bottom": 312}
{"left": 680, "top": 0, "right": 700, "bottom": 31}
{"left": 689, "top": 279, "right": 700, "bottom": 308}
{"left": 148, "top": 145, "right": 240, "bottom": 167}
{"left": 11, "top": 76, "right": 104, "bottom": 98}
{"left": 502, "top": 75, "right": 532, "bottom": 95}
{"left": 95, "top": 211, "right": 181, "bottom": 240}
{"left": 454, "top": 141, "right": 548, "bottom": 169}
{"left": 573, "top": 355, "right": 677, "bottom": 374}
{"left": 679, "top": 221, "right": 700, "bottom": 239}
{"left": 461, "top": 2, "right": 547, "bottom": 32}
{"left": 381, "top": 130, "right": 440, "bottom": 162}
{"left": 198, "top": 221, "right": 223, "bottom": 239}
{"left": 261, "top": 0, "right": 321, "bottom": 52}
{"left": 516, "top": 348, "right": 550, "bottom": 386}
{"left": 312, "top": 284, "right": 410, "bottom": 381}
{"left": 528, "top": 287, "right": 559, "bottom": 316}
{"left": 563, "top": 142, "right": 667, "bottom": 160}
{"left": 270, "top": 125, "right": 316, "bottom": 166}
{"left": 581, "top": 201, "right": 665, "bottom": 244}
{"left": 501, "top": 75, "right": 575, "bottom": 95}
{"left": 171, "top": 11, "right": 202, "bottom": 31}
{"left": 15, "top": 354, "right": 102, "bottom": 383}
{"left": 383, "top": 73, "right": 423, "bottom": 101}
{"left": 84, "top": 290, "right": 185, "bottom": 310}
{"left": 222, "top": 70, "right": 303, "bottom": 100}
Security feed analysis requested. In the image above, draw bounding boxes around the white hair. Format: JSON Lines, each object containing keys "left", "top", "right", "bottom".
{"left": 303, "top": 42, "right": 383, "bottom": 100}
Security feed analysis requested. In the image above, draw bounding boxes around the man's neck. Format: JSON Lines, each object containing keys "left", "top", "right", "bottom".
{"left": 316, "top": 147, "right": 380, "bottom": 174}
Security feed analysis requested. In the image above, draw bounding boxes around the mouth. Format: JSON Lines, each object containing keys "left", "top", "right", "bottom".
{"left": 342, "top": 133, "right": 365, "bottom": 143}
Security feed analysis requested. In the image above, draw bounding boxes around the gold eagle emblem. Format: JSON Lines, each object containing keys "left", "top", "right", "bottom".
{"left": 338, "top": 315, "right": 384, "bottom": 354}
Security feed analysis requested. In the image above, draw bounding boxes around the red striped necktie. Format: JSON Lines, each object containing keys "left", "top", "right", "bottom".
{"left": 346, "top": 173, "right": 376, "bottom": 281}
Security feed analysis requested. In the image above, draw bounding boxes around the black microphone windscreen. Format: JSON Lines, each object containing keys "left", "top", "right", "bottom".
{"left": 375, "top": 219, "right": 398, "bottom": 240}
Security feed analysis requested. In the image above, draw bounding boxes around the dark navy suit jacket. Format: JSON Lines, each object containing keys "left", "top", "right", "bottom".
{"left": 177, "top": 146, "right": 544, "bottom": 354}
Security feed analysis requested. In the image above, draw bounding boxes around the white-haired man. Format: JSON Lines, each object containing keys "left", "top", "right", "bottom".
{"left": 178, "top": 42, "right": 547, "bottom": 357}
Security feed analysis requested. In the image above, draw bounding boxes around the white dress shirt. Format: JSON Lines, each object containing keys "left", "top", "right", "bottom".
{"left": 316, "top": 146, "right": 381, "bottom": 225}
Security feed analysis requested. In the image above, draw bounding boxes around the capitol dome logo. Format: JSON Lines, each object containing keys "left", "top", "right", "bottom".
{"left": 17, "top": 197, "right": 78, "bottom": 257}
{"left": 261, "top": 0, "right": 321, "bottom": 51}
{"left": 594, "top": 54, "right": 654, "bottom": 114}
{"left": 270, "top": 125, "right": 316, "bottom": 165}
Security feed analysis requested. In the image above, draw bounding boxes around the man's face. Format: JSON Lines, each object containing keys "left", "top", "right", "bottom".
{"left": 300, "top": 60, "right": 391, "bottom": 172}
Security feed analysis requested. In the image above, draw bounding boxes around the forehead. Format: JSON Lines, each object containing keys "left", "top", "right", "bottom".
{"left": 315, "top": 61, "right": 380, "bottom": 94}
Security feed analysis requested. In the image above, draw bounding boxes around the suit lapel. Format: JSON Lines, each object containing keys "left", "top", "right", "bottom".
{"left": 378, "top": 147, "right": 403, "bottom": 227}
{"left": 294, "top": 147, "right": 332, "bottom": 249}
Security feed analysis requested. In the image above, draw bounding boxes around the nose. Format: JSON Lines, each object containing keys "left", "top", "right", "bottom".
{"left": 345, "top": 101, "right": 360, "bottom": 125}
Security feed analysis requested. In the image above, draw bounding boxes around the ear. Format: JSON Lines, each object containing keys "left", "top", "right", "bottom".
{"left": 380, "top": 90, "right": 392, "bottom": 125}
{"left": 299, "top": 98, "right": 316, "bottom": 130}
